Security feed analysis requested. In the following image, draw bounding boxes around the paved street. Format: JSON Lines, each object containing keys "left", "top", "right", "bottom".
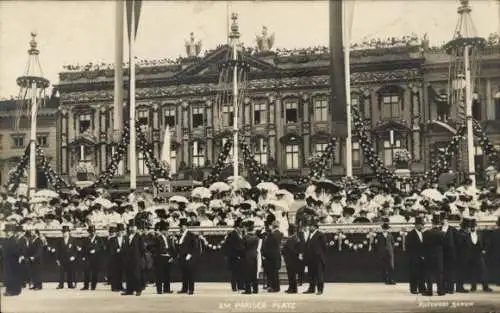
{"left": 2, "top": 283, "right": 500, "bottom": 313}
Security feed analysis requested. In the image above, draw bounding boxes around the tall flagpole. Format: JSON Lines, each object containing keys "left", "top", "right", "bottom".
{"left": 230, "top": 13, "right": 239, "bottom": 178}
{"left": 28, "top": 80, "right": 38, "bottom": 195}
{"left": 129, "top": 0, "right": 137, "bottom": 190}
{"left": 464, "top": 45, "right": 476, "bottom": 187}
{"left": 343, "top": 1, "right": 353, "bottom": 177}
{"left": 114, "top": 1, "right": 124, "bottom": 173}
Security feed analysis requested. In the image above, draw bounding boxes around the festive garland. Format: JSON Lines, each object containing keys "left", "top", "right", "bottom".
{"left": 35, "top": 145, "right": 69, "bottom": 192}
{"left": 198, "top": 234, "right": 226, "bottom": 250}
{"left": 239, "top": 138, "right": 277, "bottom": 184}
{"left": 473, "top": 120, "right": 499, "bottom": 166}
{"left": 309, "top": 137, "right": 337, "bottom": 180}
{"left": 6, "top": 145, "right": 30, "bottom": 192}
{"left": 203, "top": 138, "right": 233, "bottom": 186}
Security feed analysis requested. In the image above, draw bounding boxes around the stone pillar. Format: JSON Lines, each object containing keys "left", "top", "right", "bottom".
{"left": 268, "top": 95, "right": 277, "bottom": 168}
{"left": 410, "top": 85, "right": 420, "bottom": 161}
{"left": 302, "top": 93, "right": 311, "bottom": 161}
{"left": 206, "top": 100, "right": 213, "bottom": 163}
{"left": 181, "top": 101, "right": 190, "bottom": 165}
{"left": 486, "top": 79, "right": 493, "bottom": 120}
{"left": 99, "top": 105, "right": 107, "bottom": 172}
{"left": 60, "top": 107, "right": 69, "bottom": 174}
{"left": 152, "top": 102, "right": 160, "bottom": 159}
{"left": 371, "top": 89, "right": 379, "bottom": 129}
{"left": 362, "top": 88, "right": 371, "bottom": 120}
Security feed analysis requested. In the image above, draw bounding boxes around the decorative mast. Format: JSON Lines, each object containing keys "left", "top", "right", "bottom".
{"left": 16, "top": 33, "right": 50, "bottom": 198}
{"left": 444, "top": 0, "right": 486, "bottom": 188}
{"left": 229, "top": 13, "right": 240, "bottom": 178}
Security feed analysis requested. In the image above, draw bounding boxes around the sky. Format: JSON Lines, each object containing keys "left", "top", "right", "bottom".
{"left": 0, "top": 0, "right": 498, "bottom": 98}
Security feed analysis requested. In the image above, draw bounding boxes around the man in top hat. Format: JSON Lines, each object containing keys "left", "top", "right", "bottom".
{"left": 282, "top": 224, "right": 302, "bottom": 294}
{"left": 440, "top": 210, "right": 458, "bottom": 294}
{"left": 17, "top": 227, "right": 30, "bottom": 288}
{"left": 455, "top": 217, "right": 471, "bottom": 293}
{"left": 81, "top": 225, "right": 104, "bottom": 290}
{"left": 177, "top": 217, "right": 199, "bottom": 295}
{"left": 134, "top": 200, "right": 152, "bottom": 231}
{"left": 468, "top": 218, "right": 493, "bottom": 292}
{"left": 55, "top": 225, "right": 77, "bottom": 289}
{"left": 374, "top": 219, "right": 395, "bottom": 285}
{"left": 3, "top": 224, "right": 23, "bottom": 296}
{"left": 122, "top": 219, "right": 145, "bottom": 296}
{"left": 406, "top": 216, "right": 426, "bottom": 294}
{"left": 242, "top": 219, "right": 260, "bottom": 294}
{"left": 153, "top": 220, "right": 177, "bottom": 294}
{"left": 422, "top": 213, "right": 445, "bottom": 296}
{"left": 262, "top": 216, "right": 283, "bottom": 293}
{"left": 223, "top": 216, "right": 245, "bottom": 292}
{"left": 303, "top": 218, "right": 326, "bottom": 295}
{"left": 109, "top": 223, "right": 126, "bottom": 292}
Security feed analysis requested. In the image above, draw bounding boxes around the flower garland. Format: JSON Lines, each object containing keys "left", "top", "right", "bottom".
{"left": 6, "top": 145, "right": 30, "bottom": 192}
{"left": 239, "top": 138, "right": 277, "bottom": 184}
{"left": 203, "top": 138, "right": 233, "bottom": 186}
{"left": 309, "top": 137, "right": 337, "bottom": 180}
{"left": 93, "top": 124, "right": 130, "bottom": 187}
{"left": 473, "top": 120, "right": 499, "bottom": 166}
{"left": 35, "top": 145, "right": 69, "bottom": 192}
{"left": 198, "top": 234, "right": 226, "bottom": 250}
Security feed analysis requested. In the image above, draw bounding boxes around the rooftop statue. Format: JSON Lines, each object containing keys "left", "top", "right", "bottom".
{"left": 185, "top": 32, "right": 203, "bottom": 58}
{"left": 256, "top": 26, "right": 275, "bottom": 53}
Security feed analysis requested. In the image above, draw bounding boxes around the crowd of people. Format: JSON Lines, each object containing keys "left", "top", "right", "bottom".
{"left": 1, "top": 177, "right": 500, "bottom": 298}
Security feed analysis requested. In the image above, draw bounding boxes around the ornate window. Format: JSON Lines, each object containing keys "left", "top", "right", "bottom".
{"left": 383, "top": 140, "right": 401, "bottom": 166}
{"left": 254, "top": 102, "right": 267, "bottom": 125}
{"left": 36, "top": 134, "right": 48, "bottom": 147}
{"left": 164, "top": 107, "right": 176, "bottom": 128}
{"left": 137, "top": 152, "right": 149, "bottom": 176}
{"left": 381, "top": 95, "right": 401, "bottom": 120}
{"left": 137, "top": 110, "right": 149, "bottom": 126}
{"left": 351, "top": 94, "right": 363, "bottom": 117}
{"left": 11, "top": 134, "right": 25, "bottom": 149}
{"left": 192, "top": 107, "right": 204, "bottom": 128}
{"left": 285, "top": 101, "right": 298, "bottom": 124}
{"left": 78, "top": 113, "right": 92, "bottom": 133}
{"left": 222, "top": 105, "right": 234, "bottom": 127}
{"left": 313, "top": 97, "right": 328, "bottom": 122}
{"left": 192, "top": 141, "right": 205, "bottom": 167}
{"left": 254, "top": 138, "right": 268, "bottom": 165}
{"left": 285, "top": 144, "right": 300, "bottom": 169}
{"left": 170, "top": 150, "right": 177, "bottom": 174}
{"left": 315, "top": 143, "right": 328, "bottom": 154}
{"left": 352, "top": 141, "right": 361, "bottom": 167}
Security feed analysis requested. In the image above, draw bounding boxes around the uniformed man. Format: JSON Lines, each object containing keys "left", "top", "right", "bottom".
{"left": 468, "top": 218, "right": 493, "bottom": 292}
{"left": 374, "top": 220, "right": 395, "bottom": 285}
{"left": 441, "top": 210, "right": 457, "bottom": 294}
{"left": 223, "top": 217, "right": 245, "bottom": 292}
{"left": 56, "top": 225, "right": 77, "bottom": 289}
{"left": 303, "top": 218, "right": 326, "bottom": 295}
{"left": 122, "top": 220, "right": 145, "bottom": 296}
{"left": 2, "top": 224, "right": 22, "bottom": 296}
{"left": 153, "top": 220, "right": 176, "bottom": 294}
{"left": 282, "top": 224, "right": 301, "bottom": 293}
{"left": 109, "top": 223, "right": 126, "bottom": 292}
{"left": 81, "top": 225, "right": 103, "bottom": 290}
{"left": 423, "top": 213, "right": 445, "bottom": 296}
{"left": 242, "top": 220, "right": 260, "bottom": 294}
{"left": 177, "top": 217, "right": 199, "bottom": 295}
{"left": 406, "top": 216, "right": 425, "bottom": 294}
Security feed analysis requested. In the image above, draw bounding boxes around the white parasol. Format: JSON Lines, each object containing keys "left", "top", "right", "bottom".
{"left": 421, "top": 188, "right": 444, "bottom": 202}
{"left": 256, "top": 182, "right": 279, "bottom": 193}
{"left": 209, "top": 181, "right": 231, "bottom": 193}
{"left": 32, "top": 189, "right": 59, "bottom": 199}
{"left": 191, "top": 187, "right": 212, "bottom": 199}
{"left": 93, "top": 198, "right": 114, "bottom": 209}
{"left": 275, "top": 189, "right": 294, "bottom": 206}
{"left": 169, "top": 195, "right": 189, "bottom": 204}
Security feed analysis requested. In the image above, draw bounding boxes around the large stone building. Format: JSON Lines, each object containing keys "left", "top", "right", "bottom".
{"left": 0, "top": 95, "right": 59, "bottom": 188}
{"left": 54, "top": 30, "right": 500, "bottom": 188}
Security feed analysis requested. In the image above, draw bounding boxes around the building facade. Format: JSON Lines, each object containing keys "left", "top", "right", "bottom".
{"left": 55, "top": 32, "right": 500, "bottom": 188}
{"left": 0, "top": 96, "right": 59, "bottom": 188}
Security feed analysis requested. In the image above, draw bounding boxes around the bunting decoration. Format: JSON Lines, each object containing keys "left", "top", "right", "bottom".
{"left": 126, "top": 0, "right": 142, "bottom": 42}
{"left": 203, "top": 138, "right": 233, "bottom": 186}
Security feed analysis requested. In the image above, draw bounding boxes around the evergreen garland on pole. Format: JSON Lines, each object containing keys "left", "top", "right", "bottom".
{"left": 203, "top": 138, "right": 233, "bottom": 186}
{"left": 6, "top": 145, "right": 30, "bottom": 192}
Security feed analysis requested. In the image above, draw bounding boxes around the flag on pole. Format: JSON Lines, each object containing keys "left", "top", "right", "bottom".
{"left": 126, "top": 0, "right": 142, "bottom": 42}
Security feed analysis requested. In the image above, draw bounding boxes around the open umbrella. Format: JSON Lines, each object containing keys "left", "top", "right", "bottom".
{"left": 421, "top": 188, "right": 444, "bottom": 202}
{"left": 93, "top": 198, "right": 114, "bottom": 209}
{"left": 32, "top": 189, "right": 59, "bottom": 199}
{"left": 191, "top": 187, "right": 211, "bottom": 199}
{"left": 169, "top": 195, "right": 189, "bottom": 204}
{"left": 256, "top": 182, "right": 279, "bottom": 193}
{"left": 209, "top": 182, "right": 231, "bottom": 193}
{"left": 265, "top": 199, "right": 289, "bottom": 211}
{"left": 314, "top": 178, "right": 336, "bottom": 191}
{"left": 231, "top": 179, "right": 251, "bottom": 190}
{"left": 275, "top": 189, "right": 294, "bottom": 206}
{"left": 277, "top": 179, "right": 298, "bottom": 191}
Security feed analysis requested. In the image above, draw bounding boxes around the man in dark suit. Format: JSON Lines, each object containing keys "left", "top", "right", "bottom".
{"left": 17, "top": 229, "right": 30, "bottom": 288}
{"left": 56, "top": 225, "right": 77, "bottom": 289}
{"left": 109, "top": 223, "right": 126, "bottom": 292}
{"left": 223, "top": 217, "right": 245, "bottom": 292}
{"left": 406, "top": 216, "right": 426, "bottom": 294}
{"left": 242, "top": 220, "right": 260, "bottom": 294}
{"left": 262, "top": 219, "right": 283, "bottom": 293}
{"left": 303, "top": 219, "right": 326, "bottom": 295}
{"left": 455, "top": 217, "right": 471, "bottom": 293}
{"left": 2, "top": 224, "right": 22, "bottom": 296}
{"left": 122, "top": 220, "right": 145, "bottom": 296}
{"left": 296, "top": 223, "right": 307, "bottom": 286}
{"left": 468, "top": 218, "right": 493, "bottom": 292}
{"left": 423, "top": 213, "right": 445, "bottom": 296}
{"left": 440, "top": 211, "right": 457, "bottom": 294}
{"left": 282, "top": 224, "right": 301, "bottom": 294}
{"left": 374, "top": 221, "right": 395, "bottom": 285}
{"left": 177, "top": 217, "right": 199, "bottom": 295}
{"left": 153, "top": 220, "right": 176, "bottom": 294}
{"left": 81, "top": 225, "right": 103, "bottom": 290}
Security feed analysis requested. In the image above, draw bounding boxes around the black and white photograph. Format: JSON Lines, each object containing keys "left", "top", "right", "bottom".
{"left": 0, "top": 0, "right": 500, "bottom": 312}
